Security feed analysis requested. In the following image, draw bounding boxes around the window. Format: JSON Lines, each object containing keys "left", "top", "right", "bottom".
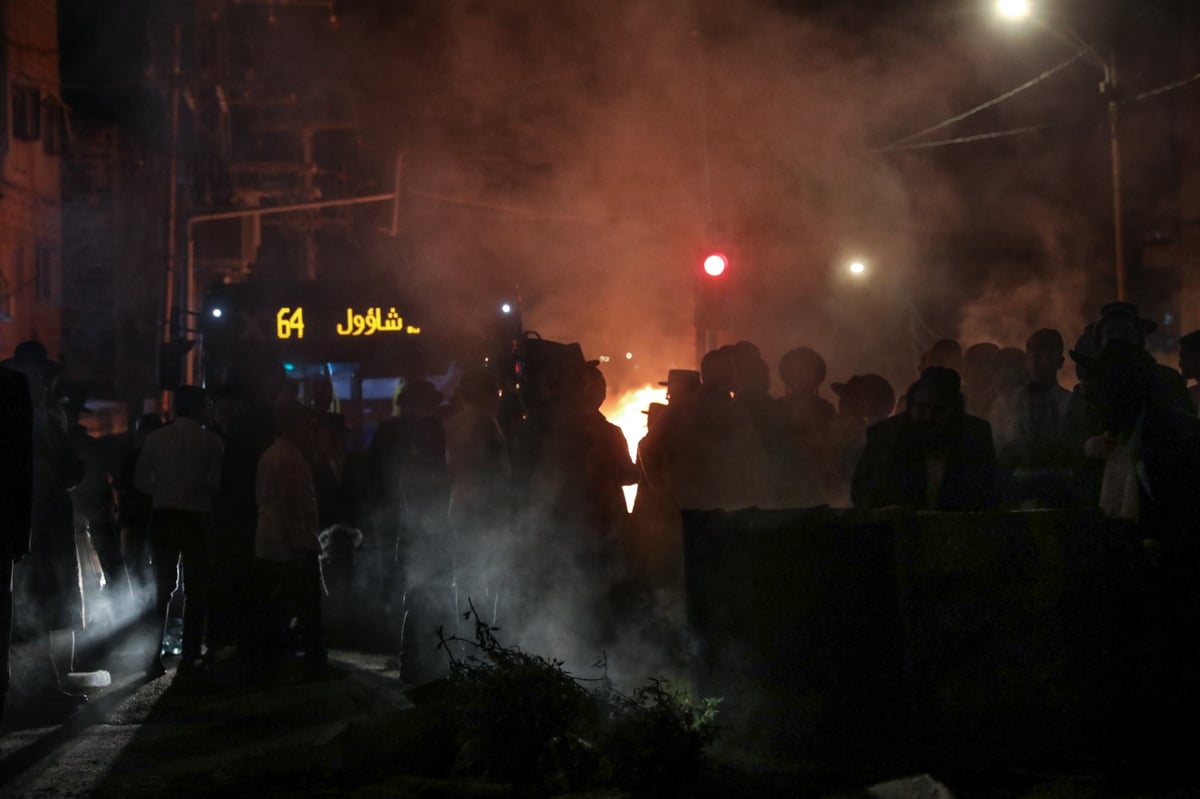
{"left": 12, "top": 84, "right": 41, "bottom": 141}
{"left": 43, "top": 100, "right": 65, "bottom": 155}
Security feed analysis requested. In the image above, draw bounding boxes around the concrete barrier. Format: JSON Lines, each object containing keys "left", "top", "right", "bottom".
{"left": 682, "top": 507, "right": 1146, "bottom": 769}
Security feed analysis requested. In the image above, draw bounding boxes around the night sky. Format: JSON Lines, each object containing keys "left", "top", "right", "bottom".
{"left": 54, "top": 0, "right": 1199, "bottom": 390}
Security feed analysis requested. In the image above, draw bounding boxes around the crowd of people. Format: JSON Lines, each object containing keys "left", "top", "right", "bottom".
{"left": 2, "top": 297, "right": 1199, "bottom": 724}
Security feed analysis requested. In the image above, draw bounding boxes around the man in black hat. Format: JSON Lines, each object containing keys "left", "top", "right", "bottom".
{"left": 1072, "top": 338, "right": 1200, "bottom": 769}
{"left": 852, "top": 367, "right": 997, "bottom": 511}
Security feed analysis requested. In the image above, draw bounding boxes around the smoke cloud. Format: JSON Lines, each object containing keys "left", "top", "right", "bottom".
{"left": 313, "top": 0, "right": 1170, "bottom": 399}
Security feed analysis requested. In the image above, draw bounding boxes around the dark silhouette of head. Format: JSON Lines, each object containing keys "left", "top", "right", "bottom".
{"left": 173, "top": 386, "right": 209, "bottom": 420}
{"left": 700, "top": 349, "right": 736, "bottom": 396}
{"left": 275, "top": 399, "right": 314, "bottom": 449}
{"left": 906, "top": 367, "right": 965, "bottom": 449}
{"left": 778, "top": 346, "right": 826, "bottom": 395}
{"left": 927, "top": 339, "right": 964, "bottom": 375}
{"left": 1025, "top": 328, "right": 1065, "bottom": 386}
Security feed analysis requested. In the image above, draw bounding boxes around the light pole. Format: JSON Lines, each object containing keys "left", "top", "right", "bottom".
{"left": 996, "top": 0, "right": 1126, "bottom": 300}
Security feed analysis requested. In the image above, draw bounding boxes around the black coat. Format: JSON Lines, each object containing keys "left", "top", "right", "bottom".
{"left": 851, "top": 413, "right": 998, "bottom": 511}
{"left": 0, "top": 366, "right": 33, "bottom": 560}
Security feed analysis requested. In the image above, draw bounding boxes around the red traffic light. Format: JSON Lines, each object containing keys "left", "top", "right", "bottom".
{"left": 703, "top": 252, "right": 728, "bottom": 277}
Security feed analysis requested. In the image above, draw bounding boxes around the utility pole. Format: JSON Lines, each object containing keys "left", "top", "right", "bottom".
{"left": 158, "top": 24, "right": 183, "bottom": 407}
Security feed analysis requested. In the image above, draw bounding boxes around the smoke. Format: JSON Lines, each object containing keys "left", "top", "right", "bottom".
{"left": 317, "top": 0, "right": 1143, "bottom": 400}
{"left": 206, "top": 0, "right": 1187, "bottom": 688}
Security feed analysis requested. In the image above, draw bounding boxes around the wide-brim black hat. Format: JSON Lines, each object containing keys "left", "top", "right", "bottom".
{"left": 397, "top": 379, "right": 444, "bottom": 410}
{"left": 1098, "top": 301, "right": 1157, "bottom": 334}
{"left": 1, "top": 339, "right": 61, "bottom": 376}
{"left": 1068, "top": 339, "right": 1155, "bottom": 377}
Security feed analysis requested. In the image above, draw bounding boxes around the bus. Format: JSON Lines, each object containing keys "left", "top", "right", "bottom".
{"left": 199, "top": 280, "right": 524, "bottom": 445}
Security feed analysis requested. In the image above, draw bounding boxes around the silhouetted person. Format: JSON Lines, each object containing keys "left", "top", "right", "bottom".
{"left": 776, "top": 346, "right": 835, "bottom": 491}
{"left": 852, "top": 367, "right": 997, "bottom": 511}
{"left": 114, "top": 414, "right": 162, "bottom": 605}
{"left": 313, "top": 412, "right": 366, "bottom": 533}
{"left": 643, "top": 349, "right": 772, "bottom": 512}
{"left": 249, "top": 400, "right": 325, "bottom": 680}
{"left": 660, "top": 369, "right": 701, "bottom": 405}
{"left": 136, "top": 385, "right": 223, "bottom": 676}
{"left": 210, "top": 369, "right": 281, "bottom": 653}
{"left": 582, "top": 364, "right": 638, "bottom": 542}
{"left": 990, "top": 329, "right": 1073, "bottom": 506}
{"left": 991, "top": 346, "right": 1027, "bottom": 401}
{"left": 926, "top": 338, "right": 964, "bottom": 376}
{"left": 308, "top": 374, "right": 336, "bottom": 414}
{"left": 445, "top": 368, "right": 511, "bottom": 622}
{"left": 827, "top": 374, "right": 895, "bottom": 507}
{"left": 369, "top": 379, "right": 450, "bottom": 683}
{"left": 60, "top": 383, "right": 121, "bottom": 611}
{"left": 1070, "top": 339, "right": 1200, "bottom": 770}
{"left": 1, "top": 363, "right": 34, "bottom": 724}
{"left": 1178, "top": 330, "right": 1200, "bottom": 413}
{"left": 963, "top": 342, "right": 1001, "bottom": 418}
{"left": 626, "top": 402, "right": 682, "bottom": 592}
{"left": 729, "top": 341, "right": 814, "bottom": 506}
{"left": 4, "top": 341, "right": 89, "bottom": 710}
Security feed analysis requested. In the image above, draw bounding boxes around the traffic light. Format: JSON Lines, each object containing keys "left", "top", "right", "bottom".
{"left": 694, "top": 250, "right": 730, "bottom": 329}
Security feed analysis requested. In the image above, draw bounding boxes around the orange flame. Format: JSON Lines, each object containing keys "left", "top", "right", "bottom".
{"left": 601, "top": 384, "right": 668, "bottom": 511}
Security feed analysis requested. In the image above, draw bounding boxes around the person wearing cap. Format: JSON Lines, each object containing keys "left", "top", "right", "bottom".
{"left": 135, "top": 385, "right": 223, "bottom": 677}
{"left": 852, "top": 367, "right": 997, "bottom": 511}
{"left": 988, "top": 329, "right": 1074, "bottom": 507}
{"left": 776, "top": 346, "right": 836, "bottom": 477}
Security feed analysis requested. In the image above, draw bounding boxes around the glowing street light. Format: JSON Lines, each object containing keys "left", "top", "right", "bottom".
{"left": 996, "top": 3, "right": 1125, "bottom": 300}
{"left": 994, "top": 0, "right": 1031, "bottom": 21}
{"left": 848, "top": 260, "right": 867, "bottom": 276}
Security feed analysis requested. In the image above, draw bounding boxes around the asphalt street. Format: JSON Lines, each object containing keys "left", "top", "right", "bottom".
{"left": 0, "top": 646, "right": 413, "bottom": 798}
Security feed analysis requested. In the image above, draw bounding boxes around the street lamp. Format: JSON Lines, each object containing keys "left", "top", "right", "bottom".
{"left": 996, "top": 1, "right": 1125, "bottom": 300}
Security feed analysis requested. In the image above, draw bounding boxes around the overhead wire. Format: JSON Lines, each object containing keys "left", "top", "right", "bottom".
{"left": 879, "top": 51, "right": 1086, "bottom": 150}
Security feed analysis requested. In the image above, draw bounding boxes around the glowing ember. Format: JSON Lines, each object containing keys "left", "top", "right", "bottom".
{"left": 602, "top": 383, "right": 668, "bottom": 511}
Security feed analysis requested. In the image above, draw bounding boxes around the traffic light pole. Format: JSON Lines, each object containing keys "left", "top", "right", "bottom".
{"left": 695, "top": 326, "right": 719, "bottom": 369}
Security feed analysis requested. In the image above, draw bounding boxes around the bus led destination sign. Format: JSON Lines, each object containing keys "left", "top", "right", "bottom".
{"left": 275, "top": 306, "right": 422, "bottom": 340}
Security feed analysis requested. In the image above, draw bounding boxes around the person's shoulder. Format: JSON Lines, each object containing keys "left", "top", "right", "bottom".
{"left": 866, "top": 414, "right": 903, "bottom": 437}
{"left": 964, "top": 413, "right": 991, "bottom": 430}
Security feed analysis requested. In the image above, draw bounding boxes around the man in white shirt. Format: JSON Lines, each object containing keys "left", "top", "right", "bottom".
{"left": 135, "top": 385, "right": 223, "bottom": 676}
{"left": 251, "top": 400, "right": 324, "bottom": 679}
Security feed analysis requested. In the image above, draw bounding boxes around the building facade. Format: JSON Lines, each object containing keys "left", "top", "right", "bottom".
{"left": 0, "top": 0, "right": 63, "bottom": 361}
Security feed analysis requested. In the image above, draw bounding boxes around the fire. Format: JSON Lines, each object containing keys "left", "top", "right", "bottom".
{"left": 602, "top": 383, "right": 668, "bottom": 511}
